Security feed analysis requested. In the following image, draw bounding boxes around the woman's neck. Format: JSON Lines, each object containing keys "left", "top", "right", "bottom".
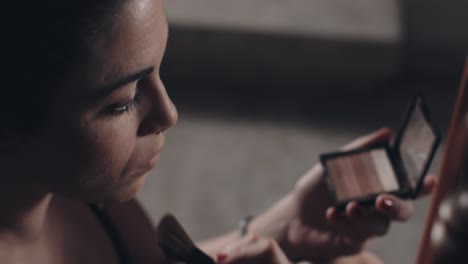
{"left": 0, "top": 185, "right": 52, "bottom": 245}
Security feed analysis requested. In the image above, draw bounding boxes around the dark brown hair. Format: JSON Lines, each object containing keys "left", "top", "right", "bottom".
{"left": 1, "top": 1, "right": 126, "bottom": 135}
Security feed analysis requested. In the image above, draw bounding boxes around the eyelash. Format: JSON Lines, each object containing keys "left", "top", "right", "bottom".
{"left": 108, "top": 87, "right": 142, "bottom": 116}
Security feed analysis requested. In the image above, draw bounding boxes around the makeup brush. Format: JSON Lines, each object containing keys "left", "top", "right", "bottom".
{"left": 157, "top": 214, "right": 215, "bottom": 264}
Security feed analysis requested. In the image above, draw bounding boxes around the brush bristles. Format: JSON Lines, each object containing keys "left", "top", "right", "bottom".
{"left": 158, "top": 214, "right": 214, "bottom": 263}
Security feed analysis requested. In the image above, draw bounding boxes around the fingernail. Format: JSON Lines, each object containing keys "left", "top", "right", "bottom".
{"left": 217, "top": 253, "right": 228, "bottom": 262}
{"left": 383, "top": 198, "right": 394, "bottom": 209}
{"left": 327, "top": 207, "right": 343, "bottom": 223}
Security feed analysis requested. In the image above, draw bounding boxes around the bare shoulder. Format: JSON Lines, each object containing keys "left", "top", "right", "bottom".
{"left": 332, "top": 251, "right": 384, "bottom": 264}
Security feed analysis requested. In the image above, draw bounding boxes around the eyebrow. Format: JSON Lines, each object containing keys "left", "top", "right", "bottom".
{"left": 97, "top": 66, "right": 155, "bottom": 97}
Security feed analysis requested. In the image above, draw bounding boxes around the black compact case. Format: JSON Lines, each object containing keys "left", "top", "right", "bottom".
{"left": 320, "top": 95, "right": 441, "bottom": 209}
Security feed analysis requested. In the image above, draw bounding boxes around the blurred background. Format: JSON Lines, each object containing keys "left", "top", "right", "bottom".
{"left": 137, "top": 0, "right": 468, "bottom": 263}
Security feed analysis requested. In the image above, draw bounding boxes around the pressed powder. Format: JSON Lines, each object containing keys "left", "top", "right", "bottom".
{"left": 326, "top": 149, "right": 399, "bottom": 201}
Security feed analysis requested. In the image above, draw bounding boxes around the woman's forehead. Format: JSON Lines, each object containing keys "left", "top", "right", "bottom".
{"left": 69, "top": 0, "right": 168, "bottom": 94}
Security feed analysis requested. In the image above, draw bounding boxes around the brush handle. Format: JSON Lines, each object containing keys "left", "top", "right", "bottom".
{"left": 187, "top": 248, "right": 215, "bottom": 264}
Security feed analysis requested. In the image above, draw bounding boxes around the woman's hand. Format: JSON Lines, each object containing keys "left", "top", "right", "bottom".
{"left": 249, "top": 128, "right": 437, "bottom": 262}
{"left": 216, "top": 234, "right": 291, "bottom": 264}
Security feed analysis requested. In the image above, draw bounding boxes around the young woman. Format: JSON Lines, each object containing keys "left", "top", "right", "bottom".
{"left": 0, "top": 0, "right": 435, "bottom": 263}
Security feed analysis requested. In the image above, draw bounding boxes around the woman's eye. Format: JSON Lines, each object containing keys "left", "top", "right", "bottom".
{"left": 106, "top": 88, "right": 142, "bottom": 116}
{"left": 111, "top": 100, "right": 135, "bottom": 114}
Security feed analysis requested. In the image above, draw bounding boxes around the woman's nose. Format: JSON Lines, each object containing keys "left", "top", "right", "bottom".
{"left": 137, "top": 77, "right": 178, "bottom": 136}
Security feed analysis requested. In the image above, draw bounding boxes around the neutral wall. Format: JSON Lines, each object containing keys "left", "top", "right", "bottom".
{"left": 139, "top": 1, "right": 466, "bottom": 263}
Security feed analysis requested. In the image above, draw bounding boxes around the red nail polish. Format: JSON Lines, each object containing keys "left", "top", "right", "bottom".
{"left": 217, "top": 253, "right": 228, "bottom": 262}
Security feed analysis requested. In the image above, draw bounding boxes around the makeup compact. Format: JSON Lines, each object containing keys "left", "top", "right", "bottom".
{"left": 320, "top": 95, "right": 441, "bottom": 209}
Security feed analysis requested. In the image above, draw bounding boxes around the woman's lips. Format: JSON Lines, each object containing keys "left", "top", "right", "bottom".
{"left": 127, "top": 153, "right": 161, "bottom": 179}
{"left": 148, "top": 153, "right": 161, "bottom": 170}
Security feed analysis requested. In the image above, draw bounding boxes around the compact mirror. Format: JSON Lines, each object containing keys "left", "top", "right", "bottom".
{"left": 320, "top": 95, "right": 441, "bottom": 208}
{"left": 395, "top": 96, "right": 440, "bottom": 195}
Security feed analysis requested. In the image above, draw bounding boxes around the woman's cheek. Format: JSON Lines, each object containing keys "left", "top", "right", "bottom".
{"left": 81, "top": 121, "right": 137, "bottom": 182}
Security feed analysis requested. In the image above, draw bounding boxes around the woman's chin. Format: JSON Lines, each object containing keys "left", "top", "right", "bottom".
{"left": 115, "top": 173, "right": 148, "bottom": 202}
{"left": 91, "top": 172, "right": 149, "bottom": 205}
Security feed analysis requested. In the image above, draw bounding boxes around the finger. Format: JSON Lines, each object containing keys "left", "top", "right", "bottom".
{"left": 217, "top": 234, "right": 261, "bottom": 263}
{"left": 219, "top": 233, "right": 259, "bottom": 255}
{"left": 344, "top": 203, "right": 390, "bottom": 237}
{"left": 326, "top": 206, "right": 346, "bottom": 224}
{"left": 218, "top": 237, "right": 290, "bottom": 264}
{"left": 375, "top": 195, "right": 414, "bottom": 221}
{"left": 345, "top": 202, "right": 363, "bottom": 218}
{"left": 327, "top": 202, "right": 390, "bottom": 238}
{"left": 343, "top": 175, "right": 436, "bottom": 224}
{"left": 341, "top": 128, "right": 391, "bottom": 151}
{"left": 417, "top": 174, "right": 438, "bottom": 198}
{"left": 295, "top": 163, "right": 324, "bottom": 189}
{"left": 230, "top": 239, "right": 270, "bottom": 263}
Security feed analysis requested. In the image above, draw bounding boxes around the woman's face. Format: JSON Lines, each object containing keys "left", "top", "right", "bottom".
{"left": 21, "top": 0, "right": 177, "bottom": 203}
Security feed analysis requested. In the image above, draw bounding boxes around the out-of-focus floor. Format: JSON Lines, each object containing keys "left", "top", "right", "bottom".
{"left": 137, "top": 80, "right": 460, "bottom": 263}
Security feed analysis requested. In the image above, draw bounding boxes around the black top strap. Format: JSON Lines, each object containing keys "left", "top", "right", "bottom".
{"left": 88, "top": 203, "right": 130, "bottom": 264}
